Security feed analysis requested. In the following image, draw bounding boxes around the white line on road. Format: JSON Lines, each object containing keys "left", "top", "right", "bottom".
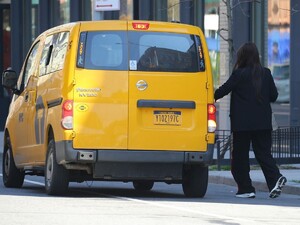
{"left": 115, "top": 195, "right": 255, "bottom": 224}
{"left": 0, "top": 174, "right": 255, "bottom": 224}
{"left": 77, "top": 189, "right": 256, "bottom": 224}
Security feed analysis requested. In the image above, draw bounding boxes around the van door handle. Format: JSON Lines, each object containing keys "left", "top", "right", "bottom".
{"left": 137, "top": 100, "right": 196, "bottom": 109}
{"left": 24, "top": 93, "right": 29, "bottom": 102}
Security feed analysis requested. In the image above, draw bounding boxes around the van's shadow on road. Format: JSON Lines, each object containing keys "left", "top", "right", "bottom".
{"left": 1, "top": 181, "right": 299, "bottom": 208}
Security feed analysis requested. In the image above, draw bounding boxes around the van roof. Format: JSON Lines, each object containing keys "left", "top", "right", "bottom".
{"left": 36, "top": 20, "right": 202, "bottom": 39}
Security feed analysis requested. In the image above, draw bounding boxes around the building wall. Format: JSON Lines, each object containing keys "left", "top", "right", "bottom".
{"left": 4, "top": 0, "right": 300, "bottom": 129}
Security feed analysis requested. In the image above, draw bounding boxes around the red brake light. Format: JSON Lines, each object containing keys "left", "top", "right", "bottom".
{"left": 62, "top": 100, "right": 73, "bottom": 130}
{"left": 208, "top": 104, "right": 217, "bottom": 133}
{"left": 63, "top": 100, "right": 73, "bottom": 112}
{"left": 132, "top": 22, "right": 150, "bottom": 30}
{"left": 208, "top": 104, "right": 216, "bottom": 115}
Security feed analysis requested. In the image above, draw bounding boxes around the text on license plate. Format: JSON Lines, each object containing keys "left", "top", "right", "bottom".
{"left": 153, "top": 111, "right": 182, "bottom": 126}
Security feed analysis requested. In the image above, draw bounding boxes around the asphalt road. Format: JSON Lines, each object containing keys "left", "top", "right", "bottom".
{"left": 0, "top": 171, "right": 299, "bottom": 225}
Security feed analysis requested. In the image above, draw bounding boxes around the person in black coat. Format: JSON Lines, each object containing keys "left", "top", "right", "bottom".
{"left": 214, "top": 43, "right": 286, "bottom": 198}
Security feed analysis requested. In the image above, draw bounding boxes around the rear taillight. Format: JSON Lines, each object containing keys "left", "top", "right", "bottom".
{"left": 208, "top": 104, "right": 217, "bottom": 133}
{"left": 62, "top": 100, "right": 73, "bottom": 130}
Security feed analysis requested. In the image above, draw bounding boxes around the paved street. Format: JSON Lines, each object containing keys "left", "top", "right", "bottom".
{"left": 0, "top": 169, "right": 300, "bottom": 225}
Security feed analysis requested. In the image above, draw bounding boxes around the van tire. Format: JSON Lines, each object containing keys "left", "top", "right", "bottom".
{"left": 2, "top": 135, "right": 25, "bottom": 188}
{"left": 45, "top": 139, "right": 69, "bottom": 195}
{"left": 182, "top": 165, "right": 208, "bottom": 198}
{"left": 133, "top": 181, "right": 154, "bottom": 191}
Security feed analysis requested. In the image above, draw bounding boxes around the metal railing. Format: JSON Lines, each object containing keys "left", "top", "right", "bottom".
{"left": 214, "top": 127, "right": 300, "bottom": 170}
{"left": 272, "top": 126, "right": 300, "bottom": 164}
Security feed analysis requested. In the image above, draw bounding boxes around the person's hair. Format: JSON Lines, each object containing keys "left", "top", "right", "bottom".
{"left": 233, "top": 42, "right": 264, "bottom": 103}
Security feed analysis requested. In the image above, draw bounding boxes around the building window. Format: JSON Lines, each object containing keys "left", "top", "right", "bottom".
{"left": 168, "top": 0, "right": 180, "bottom": 22}
{"left": 101, "top": 0, "right": 133, "bottom": 20}
{"left": 60, "top": 0, "right": 70, "bottom": 24}
{"left": 268, "top": 0, "right": 290, "bottom": 102}
{"left": 32, "top": 0, "right": 39, "bottom": 40}
{"left": 204, "top": 0, "right": 220, "bottom": 88}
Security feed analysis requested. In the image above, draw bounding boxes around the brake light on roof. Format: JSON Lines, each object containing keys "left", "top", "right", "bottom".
{"left": 208, "top": 104, "right": 217, "bottom": 133}
{"left": 132, "top": 22, "right": 150, "bottom": 30}
{"left": 62, "top": 100, "right": 73, "bottom": 130}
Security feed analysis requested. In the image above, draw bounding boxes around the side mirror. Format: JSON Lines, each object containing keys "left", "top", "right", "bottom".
{"left": 2, "top": 69, "right": 18, "bottom": 89}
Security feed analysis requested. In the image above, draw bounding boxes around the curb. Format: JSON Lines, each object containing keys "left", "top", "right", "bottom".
{"left": 209, "top": 175, "right": 300, "bottom": 196}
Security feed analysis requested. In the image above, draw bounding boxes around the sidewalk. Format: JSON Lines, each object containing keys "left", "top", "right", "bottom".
{"left": 209, "top": 167, "right": 300, "bottom": 196}
{"left": 1, "top": 131, "right": 299, "bottom": 195}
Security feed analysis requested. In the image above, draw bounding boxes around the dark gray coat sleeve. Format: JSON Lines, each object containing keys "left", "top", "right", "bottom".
{"left": 214, "top": 70, "right": 241, "bottom": 101}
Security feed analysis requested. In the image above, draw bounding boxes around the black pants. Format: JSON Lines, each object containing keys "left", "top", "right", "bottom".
{"left": 231, "top": 130, "right": 282, "bottom": 193}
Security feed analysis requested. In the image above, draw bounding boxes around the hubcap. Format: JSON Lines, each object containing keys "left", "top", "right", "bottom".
{"left": 4, "top": 149, "right": 11, "bottom": 176}
{"left": 46, "top": 152, "right": 54, "bottom": 186}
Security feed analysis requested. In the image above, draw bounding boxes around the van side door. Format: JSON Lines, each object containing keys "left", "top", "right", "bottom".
{"left": 26, "top": 32, "right": 70, "bottom": 164}
{"left": 11, "top": 41, "right": 40, "bottom": 165}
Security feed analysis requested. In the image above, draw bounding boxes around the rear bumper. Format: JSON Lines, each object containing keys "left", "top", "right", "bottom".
{"left": 55, "top": 140, "right": 214, "bottom": 165}
{"left": 55, "top": 141, "right": 214, "bottom": 181}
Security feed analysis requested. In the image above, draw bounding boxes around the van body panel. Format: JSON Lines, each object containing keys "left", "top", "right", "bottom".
{"left": 73, "top": 70, "right": 129, "bottom": 149}
{"left": 128, "top": 71, "right": 208, "bottom": 151}
{"left": 127, "top": 22, "right": 210, "bottom": 151}
{"left": 72, "top": 21, "right": 129, "bottom": 149}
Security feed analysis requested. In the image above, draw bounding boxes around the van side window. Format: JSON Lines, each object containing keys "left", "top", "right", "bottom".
{"left": 129, "top": 32, "right": 203, "bottom": 72}
{"left": 50, "top": 32, "right": 69, "bottom": 72}
{"left": 39, "top": 32, "right": 69, "bottom": 76}
{"left": 195, "top": 36, "right": 205, "bottom": 72}
{"left": 39, "top": 35, "right": 53, "bottom": 76}
{"left": 78, "top": 31, "right": 128, "bottom": 70}
{"left": 21, "top": 41, "right": 40, "bottom": 90}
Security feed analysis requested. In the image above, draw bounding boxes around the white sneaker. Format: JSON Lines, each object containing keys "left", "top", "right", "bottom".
{"left": 269, "top": 176, "right": 287, "bottom": 198}
{"left": 236, "top": 192, "right": 256, "bottom": 198}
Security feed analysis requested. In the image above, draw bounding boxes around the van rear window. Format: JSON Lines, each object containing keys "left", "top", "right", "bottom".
{"left": 129, "top": 32, "right": 205, "bottom": 72}
{"left": 77, "top": 31, "right": 205, "bottom": 72}
{"left": 78, "top": 31, "right": 128, "bottom": 70}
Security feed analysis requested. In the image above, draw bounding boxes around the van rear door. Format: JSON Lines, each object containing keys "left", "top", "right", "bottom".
{"left": 127, "top": 22, "right": 208, "bottom": 151}
{"left": 73, "top": 21, "right": 129, "bottom": 149}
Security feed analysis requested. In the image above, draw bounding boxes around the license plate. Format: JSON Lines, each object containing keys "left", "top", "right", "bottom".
{"left": 153, "top": 111, "right": 182, "bottom": 126}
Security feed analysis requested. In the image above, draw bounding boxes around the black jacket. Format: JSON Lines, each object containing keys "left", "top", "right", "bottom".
{"left": 214, "top": 67, "right": 278, "bottom": 131}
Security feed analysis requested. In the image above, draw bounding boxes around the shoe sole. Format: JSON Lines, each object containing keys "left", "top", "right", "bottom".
{"left": 236, "top": 193, "right": 256, "bottom": 198}
{"left": 269, "top": 176, "right": 287, "bottom": 198}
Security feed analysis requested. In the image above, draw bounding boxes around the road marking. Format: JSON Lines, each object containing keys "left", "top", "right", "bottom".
{"left": 76, "top": 189, "right": 256, "bottom": 224}
{"left": 113, "top": 195, "right": 255, "bottom": 224}
{"left": 0, "top": 175, "right": 254, "bottom": 224}
{"left": 24, "top": 179, "right": 44, "bottom": 186}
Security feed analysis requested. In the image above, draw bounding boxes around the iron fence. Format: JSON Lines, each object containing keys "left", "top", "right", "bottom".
{"left": 214, "top": 127, "right": 300, "bottom": 170}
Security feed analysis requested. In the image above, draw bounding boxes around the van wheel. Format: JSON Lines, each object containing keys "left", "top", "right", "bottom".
{"left": 2, "top": 136, "right": 25, "bottom": 188}
{"left": 182, "top": 165, "right": 208, "bottom": 198}
{"left": 133, "top": 181, "right": 154, "bottom": 191}
{"left": 45, "top": 139, "right": 69, "bottom": 195}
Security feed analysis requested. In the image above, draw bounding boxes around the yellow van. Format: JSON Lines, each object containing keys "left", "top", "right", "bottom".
{"left": 2, "top": 20, "right": 216, "bottom": 197}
